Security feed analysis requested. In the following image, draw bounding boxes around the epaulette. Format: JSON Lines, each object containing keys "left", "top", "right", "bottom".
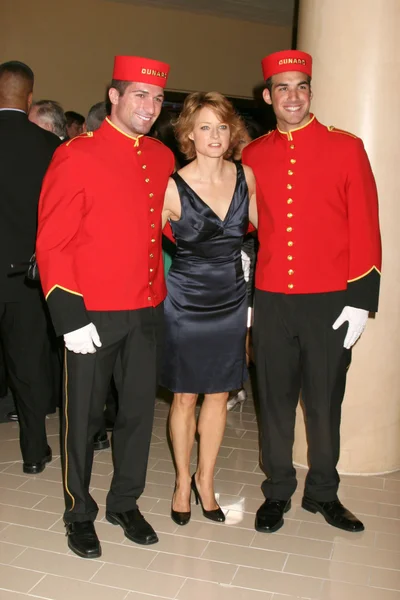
{"left": 327, "top": 125, "right": 358, "bottom": 139}
{"left": 66, "top": 131, "right": 94, "bottom": 147}
{"left": 147, "top": 136, "right": 169, "bottom": 147}
{"left": 244, "top": 129, "right": 274, "bottom": 151}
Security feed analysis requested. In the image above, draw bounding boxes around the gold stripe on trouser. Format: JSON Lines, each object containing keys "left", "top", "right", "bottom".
{"left": 63, "top": 349, "right": 75, "bottom": 510}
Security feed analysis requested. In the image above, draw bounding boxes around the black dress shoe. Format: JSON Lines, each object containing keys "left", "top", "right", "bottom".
{"left": 191, "top": 474, "right": 225, "bottom": 522}
{"left": 23, "top": 446, "right": 52, "bottom": 474}
{"left": 255, "top": 498, "right": 292, "bottom": 533}
{"left": 171, "top": 485, "right": 191, "bottom": 526}
{"left": 106, "top": 508, "right": 158, "bottom": 544}
{"left": 93, "top": 432, "right": 110, "bottom": 451}
{"left": 302, "top": 497, "right": 364, "bottom": 532}
{"left": 7, "top": 410, "right": 18, "bottom": 422}
{"left": 65, "top": 521, "right": 101, "bottom": 558}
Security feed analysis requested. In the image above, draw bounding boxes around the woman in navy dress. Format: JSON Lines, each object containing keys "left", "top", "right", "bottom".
{"left": 161, "top": 92, "right": 257, "bottom": 525}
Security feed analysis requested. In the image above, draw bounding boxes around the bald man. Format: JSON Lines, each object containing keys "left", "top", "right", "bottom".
{"left": 0, "top": 61, "right": 60, "bottom": 472}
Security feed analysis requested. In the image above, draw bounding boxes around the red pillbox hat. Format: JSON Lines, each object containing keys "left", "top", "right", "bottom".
{"left": 112, "top": 56, "right": 170, "bottom": 88}
{"left": 262, "top": 50, "right": 312, "bottom": 80}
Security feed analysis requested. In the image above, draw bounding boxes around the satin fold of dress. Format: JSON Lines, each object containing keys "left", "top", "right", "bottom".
{"left": 160, "top": 163, "right": 249, "bottom": 394}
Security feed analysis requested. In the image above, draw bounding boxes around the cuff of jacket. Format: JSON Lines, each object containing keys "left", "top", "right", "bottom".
{"left": 46, "top": 287, "right": 90, "bottom": 336}
{"left": 347, "top": 268, "right": 381, "bottom": 312}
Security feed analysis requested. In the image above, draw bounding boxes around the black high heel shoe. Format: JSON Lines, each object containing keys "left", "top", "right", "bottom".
{"left": 171, "top": 485, "right": 191, "bottom": 526}
{"left": 191, "top": 474, "right": 225, "bottom": 523}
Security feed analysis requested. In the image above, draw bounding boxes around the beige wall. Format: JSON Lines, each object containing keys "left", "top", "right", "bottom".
{"left": 2, "top": 0, "right": 291, "bottom": 114}
{"left": 294, "top": 0, "right": 400, "bottom": 474}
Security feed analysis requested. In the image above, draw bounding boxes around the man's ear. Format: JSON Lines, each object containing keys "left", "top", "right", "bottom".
{"left": 108, "top": 87, "right": 119, "bottom": 106}
{"left": 262, "top": 87, "right": 272, "bottom": 106}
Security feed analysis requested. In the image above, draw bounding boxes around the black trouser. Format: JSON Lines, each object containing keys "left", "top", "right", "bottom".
{"left": 0, "top": 290, "right": 53, "bottom": 462}
{"left": 62, "top": 305, "right": 164, "bottom": 523}
{"left": 253, "top": 290, "right": 351, "bottom": 502}
{"left": 0, "top": 341, "right": 8, "bottom": 397}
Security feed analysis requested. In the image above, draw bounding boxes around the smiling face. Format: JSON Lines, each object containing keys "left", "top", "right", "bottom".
{"left": 109, "top": 81, "right": 164, "bottom": 136}
{"left": 263, "top": 71, "right": 312, "bottom": 132}
{"left": 188, "top": 105, "right": 231, "bottom": 159}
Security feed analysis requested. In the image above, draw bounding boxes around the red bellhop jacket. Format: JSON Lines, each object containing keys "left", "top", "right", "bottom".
{"left": 36, "top": 118, "right": 175, "bottom": 335}
{"left": 242, "top": 115, "right": 382, "bottom": 311}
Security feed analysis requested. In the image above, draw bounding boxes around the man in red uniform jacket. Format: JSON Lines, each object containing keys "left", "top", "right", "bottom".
{"left": 36, "top": 56, "right": 175, "bottom": 558}
{"left": 242, "top": 50, "right": 381, "bottom": 534}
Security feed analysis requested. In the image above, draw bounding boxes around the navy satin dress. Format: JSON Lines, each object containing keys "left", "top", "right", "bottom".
{"left": 160, "top": 163, "right": 249, "bottom": 394}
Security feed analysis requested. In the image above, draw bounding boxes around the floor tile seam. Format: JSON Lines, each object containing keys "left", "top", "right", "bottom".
{"left": 281, "top": 552, "right": 290, "bottom": 572}
{"left": 197, "top": 538, "right": 210, "bottom": 559}
{"left": 148, "top": 556, "right": 305, "bottom": 578}
{"left": 0, "top": 586, "right": 44, "bottom": 600}
{"left": 288, "top": 553, "right": 400, "bottom": 575}
{"left": 214, "top": 466, "right": 263, "bottom": 476}
{"left": 228, "top": 564, "right": 240, "bottom": 586}
{"left": 196, "top": 537, "right": 291, "bottom": 558}
{"left": 92, "top": 567, "right": 187, "bottom": 590}
{"left": 146, "top": 565, "right": 239, "bottom": 585}
{"left": 26, "top": 572, "right": 48, "bottom": 597}
{"left": 249, "top": 544, "right": 334, "bottom": 561}
{"left": 368, "top": 581, "right": 400, "bottom": 592}
{"left": 220, "top": 440, "right": 259, "bottom": 448}
{"left": 0, "top": 522, "right": 65, "bottom": 536}
{"left": 147, "top": 468, "right": 180, "bottom": 476}
{"left": 232, "top": 566, "right": 325, "bottom": 593}
{"left": 339, "top": 486, "right": 400, "bottom": 500}
{"left": 328, "top": 541, "right": 334, "bottom": 560}
{"left": 251, "top": 528, "right": 334, "bottom": 547}
{"left": 333, "top": 541, "right": 400, "bottom": 563}
{"left": 143, "top": 548, "right": 161, "bottom": 570}
{"left": 31, "top": 495, "right": 52, "bottom": 510}
{"left": 10, "top": 545, "right": 108, "bottom": 571}
{"left": 28, "top": 570, "right": 177, "bottom": 596}
{"left": 288, "top": 532, "right": 380, "bottom": 551}
{"left": 356, "top": 505, "right": 400, "bottom": 515}
{"left": 0, "top": 562, "right": 66, "bottom": 578}
{"left": 143, "top": 533, "right": 252, "bottom": 548}
{"left": 142, "top": 547, "right": 225, "bottom": 563}
{"left": 88, "top": 559, "right": 109, "bottom": 583}
{"left": 0, "top": 541, "right": 28, "bottom": 565}
{"left": 173, "top": 576, "right": 188, "bottom": 599}
{"left": 0, "top": 478, "right": 32, "bottom": 492}
{"left": 333, "top": 561, "right": 400, "bottom": 574}
{"left": 0, "top": 502, "right": 61, "bottom": 517}
{"left": 374, "top": 543, "right": 400, "bottom": 553}
{"left": 20, "top": 476, "right": 63, "bottom": 488}
{"left": 147, "top": 550, "right": 253, "bottom": 570}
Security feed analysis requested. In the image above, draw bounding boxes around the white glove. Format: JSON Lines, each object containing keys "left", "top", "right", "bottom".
{"left": 64, "top": 323, "right": 102, "bottom": 354}
{"left": 241, "top": 250, "right": 251, "bottom": 282}
{"left": 332, "top": 306, "right": 368, "bottom": 349}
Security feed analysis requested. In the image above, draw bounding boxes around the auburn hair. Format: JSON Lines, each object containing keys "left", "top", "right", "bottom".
{"left": 175, "top": 91, "right": 245, "bottom": 160}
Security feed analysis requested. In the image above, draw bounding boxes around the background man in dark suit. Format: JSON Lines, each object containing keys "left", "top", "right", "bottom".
{"left": 0, "top": 60, "right": 60, "bottom": 473}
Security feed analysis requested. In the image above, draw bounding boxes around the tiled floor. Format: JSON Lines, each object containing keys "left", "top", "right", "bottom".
{"left": 0, "top": 384, "right": 399, "bottom": 600}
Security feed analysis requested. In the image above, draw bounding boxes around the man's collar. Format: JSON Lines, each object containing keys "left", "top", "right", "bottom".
{"left": 277, "top": 114, "right": 316, "bottom": 141}
{"left": 0, "top": 108, "right": 26, "bottom": 114}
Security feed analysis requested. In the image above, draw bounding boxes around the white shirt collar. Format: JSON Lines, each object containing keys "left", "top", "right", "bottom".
{"left": 0, "top": 108, "right": 26, "bottom": 114}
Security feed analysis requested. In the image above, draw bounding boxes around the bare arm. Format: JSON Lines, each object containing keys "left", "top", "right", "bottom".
{"left": 162, "top": 177, "right": 181, "bottom": 228}
{"left": 243, "top": 164, "right": 258, "bottom": 228}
